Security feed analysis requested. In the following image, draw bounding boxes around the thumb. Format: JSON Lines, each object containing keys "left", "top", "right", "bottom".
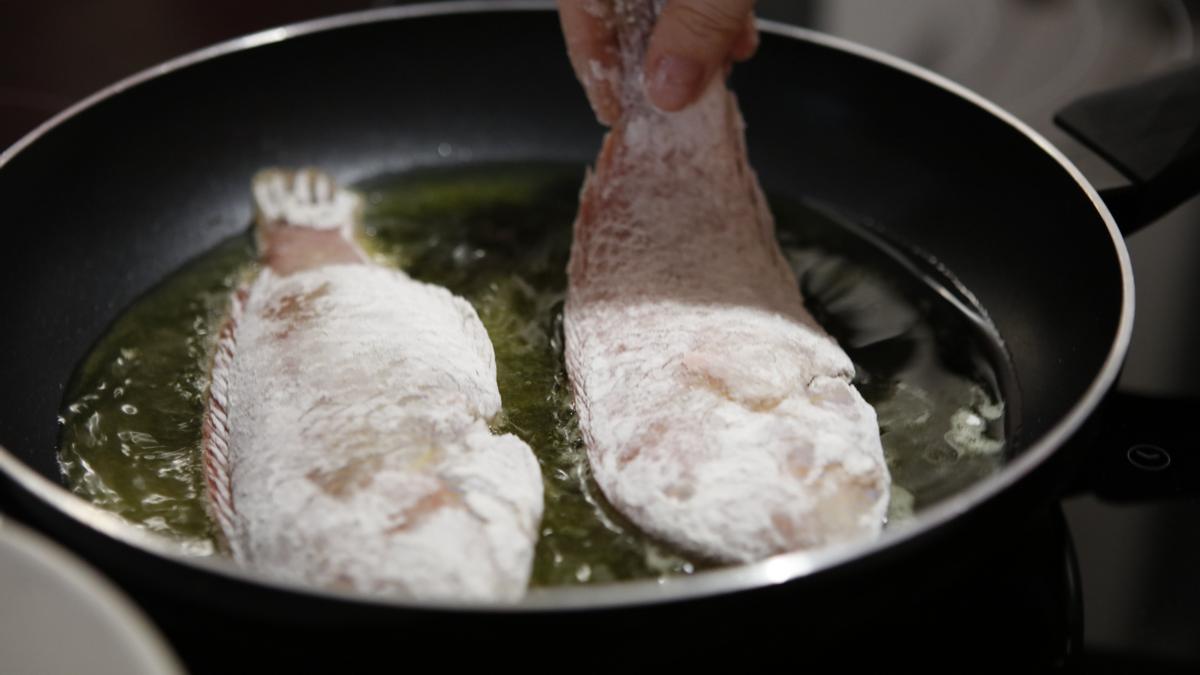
{"left": 645, "top": 0, "right": 756, "bottom": 112}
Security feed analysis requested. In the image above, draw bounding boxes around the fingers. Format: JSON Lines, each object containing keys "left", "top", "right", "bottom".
{"left": 730, "top": 14, "right": 759, "bottom": 63}
{"left": 558, "top": 0, "right": 759, "bottom": 120}
{"left": 557, "top": 0, "right": 622, "bottom": 125}
{"left": 645, "top": 0, "right": 757, "bottom": 111}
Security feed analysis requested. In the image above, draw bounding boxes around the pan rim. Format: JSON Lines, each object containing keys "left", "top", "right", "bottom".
{"left": 0, "top": 0, "right": 1134, "bottom": 612}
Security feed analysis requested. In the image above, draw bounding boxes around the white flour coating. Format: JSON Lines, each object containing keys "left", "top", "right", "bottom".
{"left": 203, "top": 170, "right": 543, "bottom": 601}
{"left": 587, "top": 59, "right": 620, "bottom": 93}
{"left": 251, "top": 168, "right": 359, "bottom": 237}
{"left": 563, "top": 0, "right": 890, "bottom": 562}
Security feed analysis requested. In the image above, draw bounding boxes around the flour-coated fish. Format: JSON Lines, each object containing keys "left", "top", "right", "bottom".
{"left": 202, "top": 169, "right": 543, "bottom": 601}
{"left": 563, "top": 1, "right": 890, "bottom": 562}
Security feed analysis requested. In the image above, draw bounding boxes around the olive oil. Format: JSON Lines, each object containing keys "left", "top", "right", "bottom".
{"left": 59, "top": 161, "right": 1009, "bottom": 586}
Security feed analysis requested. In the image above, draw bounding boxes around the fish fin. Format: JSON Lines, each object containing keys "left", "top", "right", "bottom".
{"left": 202, "top": 287, "right": 245, "bottom": 557}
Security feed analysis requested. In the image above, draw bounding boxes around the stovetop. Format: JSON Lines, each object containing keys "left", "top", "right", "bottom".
{"left": 2, "top": 0, "right": 1198, "bottom": 670}
{"left": 787, "top": 1, "right": 1200, "bottom": 666}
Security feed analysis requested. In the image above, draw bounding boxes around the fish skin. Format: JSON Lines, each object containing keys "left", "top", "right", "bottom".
{"left": 563, "top": 1, "right": 890, "bottom": 562}
{"left": 202, "top": 169, "right": 543, "bottom": 601}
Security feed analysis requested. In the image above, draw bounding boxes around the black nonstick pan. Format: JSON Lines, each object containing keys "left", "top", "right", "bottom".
{"left": 1, "top": 1, "right": 1196, "bottom": 669}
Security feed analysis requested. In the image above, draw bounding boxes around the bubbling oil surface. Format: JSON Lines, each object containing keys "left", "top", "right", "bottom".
{"left": 58, "top": 162, "right": 1009, "bottom": 585}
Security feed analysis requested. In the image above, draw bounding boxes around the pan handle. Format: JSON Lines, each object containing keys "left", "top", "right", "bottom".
{"left": 1054, "top": 59, "right": 1200, "bottom": 235}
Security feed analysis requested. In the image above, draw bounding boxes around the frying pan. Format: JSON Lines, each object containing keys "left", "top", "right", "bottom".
{"left": 0, "top": 1, "right": 1196, "bottom": 668}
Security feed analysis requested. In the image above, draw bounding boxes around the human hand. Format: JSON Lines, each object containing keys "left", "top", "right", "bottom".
{"left": 557, "top": 0, "right": 758, "bottom": 123}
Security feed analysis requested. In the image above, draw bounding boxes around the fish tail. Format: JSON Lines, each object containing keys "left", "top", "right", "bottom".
{"left": 253, "top": 168, "right": 360, "bottom": 235}
{"left": 594, "top": 0, "right": 666, "bottom": 110}
{"left": 251, "top": 168, "right": 368, "bottom": 273}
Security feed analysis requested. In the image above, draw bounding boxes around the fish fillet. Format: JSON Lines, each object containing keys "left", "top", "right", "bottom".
{"left": 202, "top": 168, "right": 543, "bottom": 601}
{"left": 563, "top": 1, "right": 890, "bottom": 562}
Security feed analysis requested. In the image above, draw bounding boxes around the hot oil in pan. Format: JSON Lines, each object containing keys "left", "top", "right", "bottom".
{"left": 57, "top": 161, "right": 1011, "bottom": 585}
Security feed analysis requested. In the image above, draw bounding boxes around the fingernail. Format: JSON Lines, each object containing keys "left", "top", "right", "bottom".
{"left": 648, "top": 54, "right": 706, "bottom": 111}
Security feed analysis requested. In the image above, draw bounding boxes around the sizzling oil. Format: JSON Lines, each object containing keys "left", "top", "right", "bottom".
{"left": 58, "top": 161, "right": 1008, "bottom": 585}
